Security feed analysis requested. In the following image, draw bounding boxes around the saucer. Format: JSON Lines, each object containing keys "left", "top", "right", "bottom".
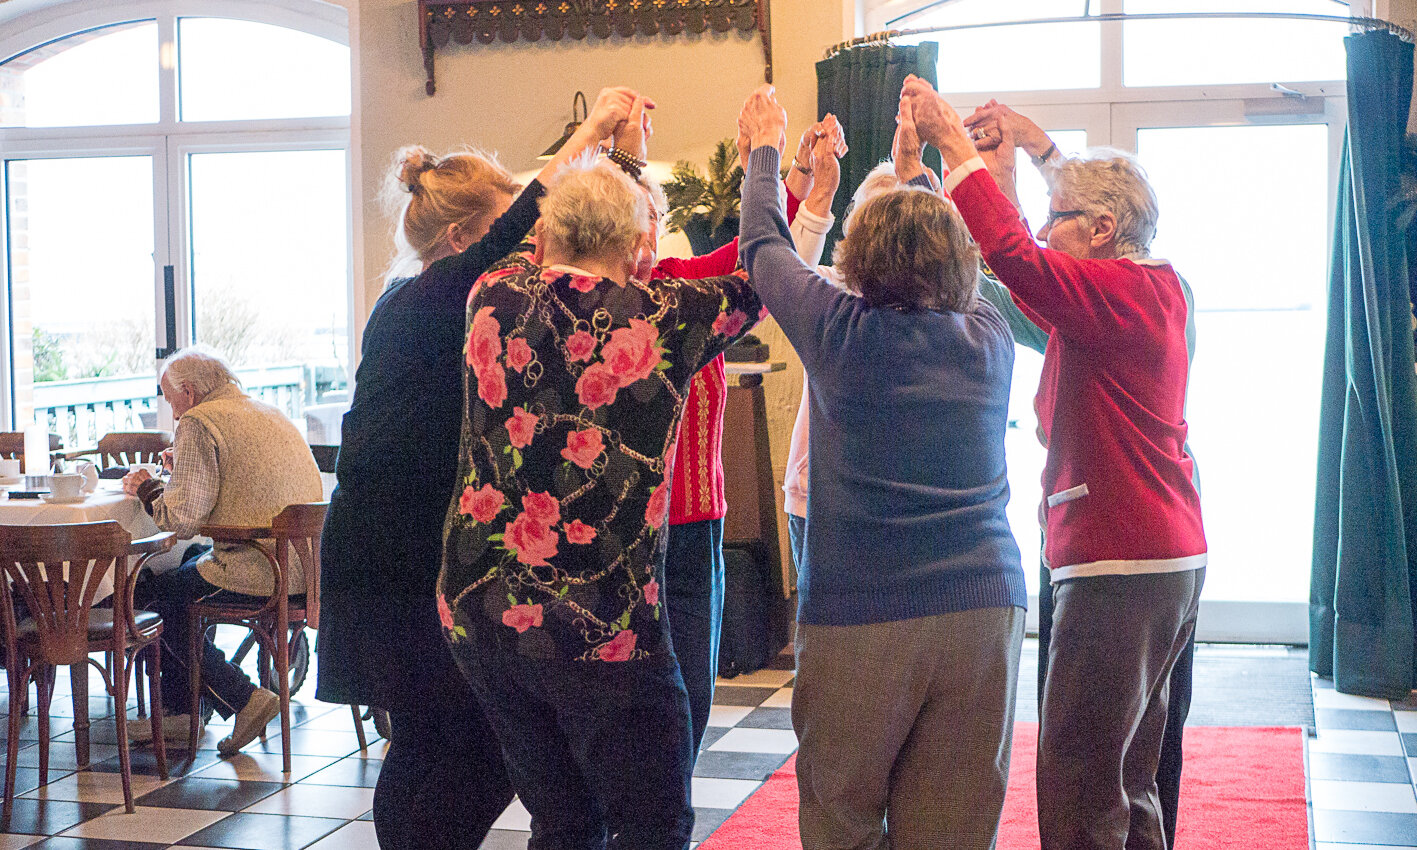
{"left": 39, "top": 493, "right": 87, "bottom": 505}
{"left": 0, "top": 475, "right": 22, "bottom": 487}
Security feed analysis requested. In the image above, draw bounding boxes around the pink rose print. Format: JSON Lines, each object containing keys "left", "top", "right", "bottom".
{"left": 522, "top": 490, "right": 562, "bottom": 528}
{"left": 758, "top": 305, "right": 770, "bottom": 321}
{"left": 601, "top": 319, "right": 663, "bottom": 387}
{"left": 644, "top": 480, "right": 670, "bottom": 527}
{"left": 596, "top": 629, "right": 638, "bottom": 662}
{"left": 712, "top": 310, "right": 748, "bottom": 339}
{"left": 467, "top": 305, "right": 502, "bottom": 372}
{"left": 506, "top": 337, "right": 533, "bottom": 373}
{"left": 505, "top": 406, "right": 539, "bottom": 449}
{"left": 561, "top": 428, "right": 605, "bottom": 469}
{"left": 476, "top": 266, "right": 519, "bottom": 289}
{"left": 566, "top": 519, "right": 597, "bottom": 544}
{"left": 502, "top": 603, "right": 544, "bottom": 633}
{"left": 477, "top": 363, "right": 508, "bottom": 409}
{"left": 459, "top": 483, "right": 505, "bottom": 524}
{"left": 504, "top": 512, "right": 559, "bottom": 567}
{"left": 565, "top": 330, "right": 597, "bottom": 363}
{"left": 437, "top": 594, "right": 455, "bottom": 630}
{"left": 643, "top": 579, "right": 659, "bottom": 607}
{"left": 567, "top": 274, "right": 599, "bottom": 293}
{"left": 575, "top": 361, "right": 620, "bottom": 409}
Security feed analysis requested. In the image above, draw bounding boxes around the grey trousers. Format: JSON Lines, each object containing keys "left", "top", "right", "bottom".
{"left": 1037, "top": 568, "right": 1205, "bottom": 850}
{"left": 793, "top": 606, "right": 1025, "bottom": 850}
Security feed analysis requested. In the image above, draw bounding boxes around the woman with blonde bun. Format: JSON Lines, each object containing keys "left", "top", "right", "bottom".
{"left": 316, "top": 87, "right": 640, "bottom": 850}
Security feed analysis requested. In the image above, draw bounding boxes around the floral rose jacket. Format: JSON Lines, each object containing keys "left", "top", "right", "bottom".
{"left": 438, "top": 244, "right": 763, "bottom": 663}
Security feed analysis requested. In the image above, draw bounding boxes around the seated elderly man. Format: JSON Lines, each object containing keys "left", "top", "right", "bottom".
{"left": 124, "top": 346, "right": 323, "bottom": 754}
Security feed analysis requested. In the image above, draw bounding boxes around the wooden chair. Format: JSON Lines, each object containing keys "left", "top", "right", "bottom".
{"left": 186, "top": 502, "right": 362, "bottom": 773}
{"left": 0, "top": 522, "right": 175, "bottom": 826}
{"left": 92, "top": 431, "right": 173, "bottom": 469}
{"left": 0, "top": 432, "right": 63, "bottom": 462}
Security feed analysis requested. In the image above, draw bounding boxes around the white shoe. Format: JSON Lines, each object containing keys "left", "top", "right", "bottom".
{"left": 218, "top": 688, "right": 280, "bottom": 757}
{"left": 128, "top": 713, "right": 204, "bottom": 748}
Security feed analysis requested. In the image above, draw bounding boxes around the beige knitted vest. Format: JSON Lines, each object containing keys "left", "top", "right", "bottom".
{"left": 182, "top": 384, "right": 323, "bottom": 597}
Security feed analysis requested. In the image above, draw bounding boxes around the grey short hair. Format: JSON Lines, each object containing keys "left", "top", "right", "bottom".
{"left": 539, "top": 154, "right": 647, "bottom": 263}
{"left": 161, "top": 346, "right": 241, "bottom": 399}
{"left": 842, "top": 162, "right": 905, "bottom": 238}
{"left": 1050, "top": 148, "right": 1160, "bottom": 258}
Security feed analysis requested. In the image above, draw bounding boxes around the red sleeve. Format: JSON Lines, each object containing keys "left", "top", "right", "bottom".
{"left": 785, "top": 182, "right": 801, "bottom": 225}
{"left": 950, "top": 169, "right": 1169, "bottom": 346}
{"left": 1012, "top": 289, "right": 1053, "bottom": 336}
{"left": 655, "top": 237, "right": 740, "bottom": 280}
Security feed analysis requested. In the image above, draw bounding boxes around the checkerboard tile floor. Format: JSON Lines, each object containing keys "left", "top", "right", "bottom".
{"left": 0, "top": 637, "right": 1397, "bottom": 850}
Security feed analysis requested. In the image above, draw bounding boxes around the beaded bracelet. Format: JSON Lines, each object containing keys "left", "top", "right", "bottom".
{"left": 606, "top": 147, "right": 645, "bottom": 180}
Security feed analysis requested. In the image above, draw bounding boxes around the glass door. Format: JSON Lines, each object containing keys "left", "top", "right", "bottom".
{"left": 1113, "top": 98, "right": 1345, "bottom": 642}
{"left": 2, "top": 145, "right": 170, "bottom": 449}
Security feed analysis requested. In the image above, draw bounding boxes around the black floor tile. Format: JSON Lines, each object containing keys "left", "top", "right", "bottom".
{"left": 25, "top": 838, "right": 171, "bottom": 849}
{"left": 1402, "top": 732, "right": 1417, "bottom": 758}
{"left": 1317, "top": 708, "right": 1399, "bottom": 731}
{"left": 691, "top": 807, "right": 734, "bottom": 842}
{"left": 710, "top": 686, "right": 776, "bottom": 707}
{"left": 698, "top": 727, "right": 730, "bottom": 752}
{"left": 478, "top": 829, "right": 530, "bottom": 850}
{"left": 693, "top": 749, "right": 792, "bottom": 781}
{"left": 1307, "top": 752, "right": 1413, "bottom": 783}
{"left": 136, "top": 777, "right": 286, "bottom": 811}
{"left": 0, "top": 798, "right": 113, "bottom": 836}
{"left": 300, "top": 756, "right": 381, "bottom": 788}
{"left": 87, "top": 747, "right": 224, "bottom": 777}
{"left": 1313, "top": 809, "right": 1417, "bottom": 845}
{"left": 356, "top": 809, "right": 374, "bottom": 821}
{"left": 6, "top": 766, "right": 75, "bottom": 795}
{"left": 736, "top": 707, "right": 792, "bottom": 730}
{"left": 174, "top": 812, "right": 345, "bottom": 849}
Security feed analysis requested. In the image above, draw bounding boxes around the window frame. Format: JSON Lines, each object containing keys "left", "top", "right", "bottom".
{"left": 0, "top": 0, "right": 353, "bottom": 436}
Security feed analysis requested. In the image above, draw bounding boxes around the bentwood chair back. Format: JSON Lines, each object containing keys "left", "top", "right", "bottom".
{"left": 188, "top": 502, "right": 333, "bottom": 773}
{"left": 94, "top": 430, "right": 173, "bottom": 469}
{"left": 0, "top": 432, "right": 63, "bottom": 461}
{"left": 0, "top": 522, "right": 175, "bottom": 826}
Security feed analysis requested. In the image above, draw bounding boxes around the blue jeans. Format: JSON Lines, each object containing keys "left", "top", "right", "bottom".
{"left": 787, "top": 513, "right": 806, "bottom": 575}
{"left": 447, "top": 612, "right": 695, "bottom": 850}
{"left": 664, "top": 518, "right": 724, "bottom": 757}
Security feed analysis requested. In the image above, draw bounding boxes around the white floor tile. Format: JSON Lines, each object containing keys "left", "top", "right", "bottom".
{"left": 19, "top": 770, "right": 170, "bottom": 804}
{"left": 302, "top": 820, "right": 381, "bottom": 850}
{"left": 0, "top": 836, "right": 44, "bottom": 849}
{"left": 1310, "top": 779, "right": 1417, "bottom": 813}
{"left": 691, "top": 776, "right": 761, "bottom": 809}
{"left": 1307, "top": 729, "right": 1404, "bottom": 756}
{"left": 492, "top": 796, "right": 532, "bottom": 831}
{"left": 241, "top": 783, "right": 377, "bottom": 819}
{"left": 192, "top": 751, "right": 339, "bottom": 782}
{"left": 715, "top": 669, "right": 795, "bottom": 688}
{"left": 707, "top": 728, "right": 800, "bottom": 754}
{"left": 1311, "top": 688, "right": 1395, "bottom": 712}
{"left": 707, "top": 705, "right": 753, "bottom": 728}
{"left": 760, "top": 687, "right": 793, "bottom": 709}
{"left": 1396, "top": 711, "right": 1417, "bottom": 733}
{"left": 59, "top": 805, "right": 229, "bottom": 843}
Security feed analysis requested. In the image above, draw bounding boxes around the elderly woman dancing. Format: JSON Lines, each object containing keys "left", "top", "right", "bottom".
{"left": 738, "top": 84, "right": 1026, "bottom": 850}
{"left": 437, "top": 96, "right": 762, "bottom": 850}
{"left": 902, "top": 77, "right": 1206, "bottom": 850}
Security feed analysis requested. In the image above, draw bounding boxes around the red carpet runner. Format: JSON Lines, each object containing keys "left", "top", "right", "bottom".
{"left": 700, "top": 724, "right": 1308, "bottom": 849}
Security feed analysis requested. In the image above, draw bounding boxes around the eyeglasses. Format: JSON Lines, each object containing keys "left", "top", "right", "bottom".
{"left": 1042, "top": 208, "right": 1087, "bottom": 230}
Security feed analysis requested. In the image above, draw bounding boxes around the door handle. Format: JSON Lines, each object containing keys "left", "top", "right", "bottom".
{"left": 156, "top": 264, "right": 177, "bottom": 360}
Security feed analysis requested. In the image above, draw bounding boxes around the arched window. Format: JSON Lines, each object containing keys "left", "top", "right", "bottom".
{"left": 866, "top": 0, "right": 1353, "bottom": 641}
{"left": 0, "top": 1, "right": 352, "bottom": 448}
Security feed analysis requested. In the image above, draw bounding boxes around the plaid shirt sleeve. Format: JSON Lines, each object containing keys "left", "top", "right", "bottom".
{"left": 148, "top": 417, "right": 220, "bottom": 539}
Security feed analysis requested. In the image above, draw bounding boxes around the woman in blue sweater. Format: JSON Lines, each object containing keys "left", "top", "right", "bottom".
{"left": 737, "top": 85, "right": 1026, "bottom": 850}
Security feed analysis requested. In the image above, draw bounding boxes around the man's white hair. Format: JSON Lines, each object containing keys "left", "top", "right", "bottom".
{"left": 1050, "top": 148, "right": 1160, "bottom": 259}
{"left": 843, "top": 162, "right": 905, "bottom": 237}
{"left": 161, "top": 345, "right": 241, "bottom": 399}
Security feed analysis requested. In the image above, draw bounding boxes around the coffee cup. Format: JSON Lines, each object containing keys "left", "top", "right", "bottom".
{"left": 0, "top": 458, "right": 19, "bottom": 478}
{"left": 133, "top": 462, "right": 162, "bottom": 477}
{"left": 47, "top": 473, "right": 84, "bottom": 499}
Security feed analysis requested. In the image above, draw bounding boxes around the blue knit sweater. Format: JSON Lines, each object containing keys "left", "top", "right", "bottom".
{"left": 739, "top": 147, "right": 1026, "bottom": 626}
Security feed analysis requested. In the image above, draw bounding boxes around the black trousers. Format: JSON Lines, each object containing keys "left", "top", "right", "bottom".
{"left": 663, "top": 518, "right": 724, "bottom": 758}
{"left": 1037, "top": 562, "right": 1195, "bottom": 848}
{"left": 373, "top": 699, "right": 515, "bottom": 850}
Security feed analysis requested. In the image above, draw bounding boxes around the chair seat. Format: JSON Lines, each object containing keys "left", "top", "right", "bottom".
{"left": 193, "top": 594, "right": 307, "bottom": 620}
{"left": 17, "top": 609, "right": 162, "bottom": 642}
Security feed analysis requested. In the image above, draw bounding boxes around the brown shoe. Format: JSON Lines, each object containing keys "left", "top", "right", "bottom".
{"left": 217, "top": 688, "right": 279, "bottom": 757}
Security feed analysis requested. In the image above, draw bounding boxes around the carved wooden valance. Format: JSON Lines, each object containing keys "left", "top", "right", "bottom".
{"left": 418, "top": 0, "right": 771, "bottom": 95}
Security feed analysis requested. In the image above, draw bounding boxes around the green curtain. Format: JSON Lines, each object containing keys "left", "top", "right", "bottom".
{"left": 815, "top": 42, "right": 942, "bottom": 256}
{"left": 1310, "top": 30, "right": 1417, "bottom": 698}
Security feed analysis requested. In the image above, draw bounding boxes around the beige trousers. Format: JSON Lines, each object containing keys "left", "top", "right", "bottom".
{"left": 792, "top": 606, "right": 1025, "bottom": 850}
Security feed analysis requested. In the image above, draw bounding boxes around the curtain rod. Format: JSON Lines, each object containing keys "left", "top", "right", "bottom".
{"left": 824, "top": 12, "right": 1414, "bottom": 59}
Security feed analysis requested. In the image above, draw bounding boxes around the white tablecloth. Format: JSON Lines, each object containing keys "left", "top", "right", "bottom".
{"left": 0, "top": 484, "right": 185, "bottom": 598}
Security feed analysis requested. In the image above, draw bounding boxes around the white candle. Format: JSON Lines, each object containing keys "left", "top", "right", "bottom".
{"left": 23, "top": 421, "right": 48, "bottom": 475}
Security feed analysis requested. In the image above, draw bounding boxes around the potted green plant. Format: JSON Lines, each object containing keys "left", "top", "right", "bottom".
{"left": 663, "top": 138, "right": 743, "bottom": 255}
